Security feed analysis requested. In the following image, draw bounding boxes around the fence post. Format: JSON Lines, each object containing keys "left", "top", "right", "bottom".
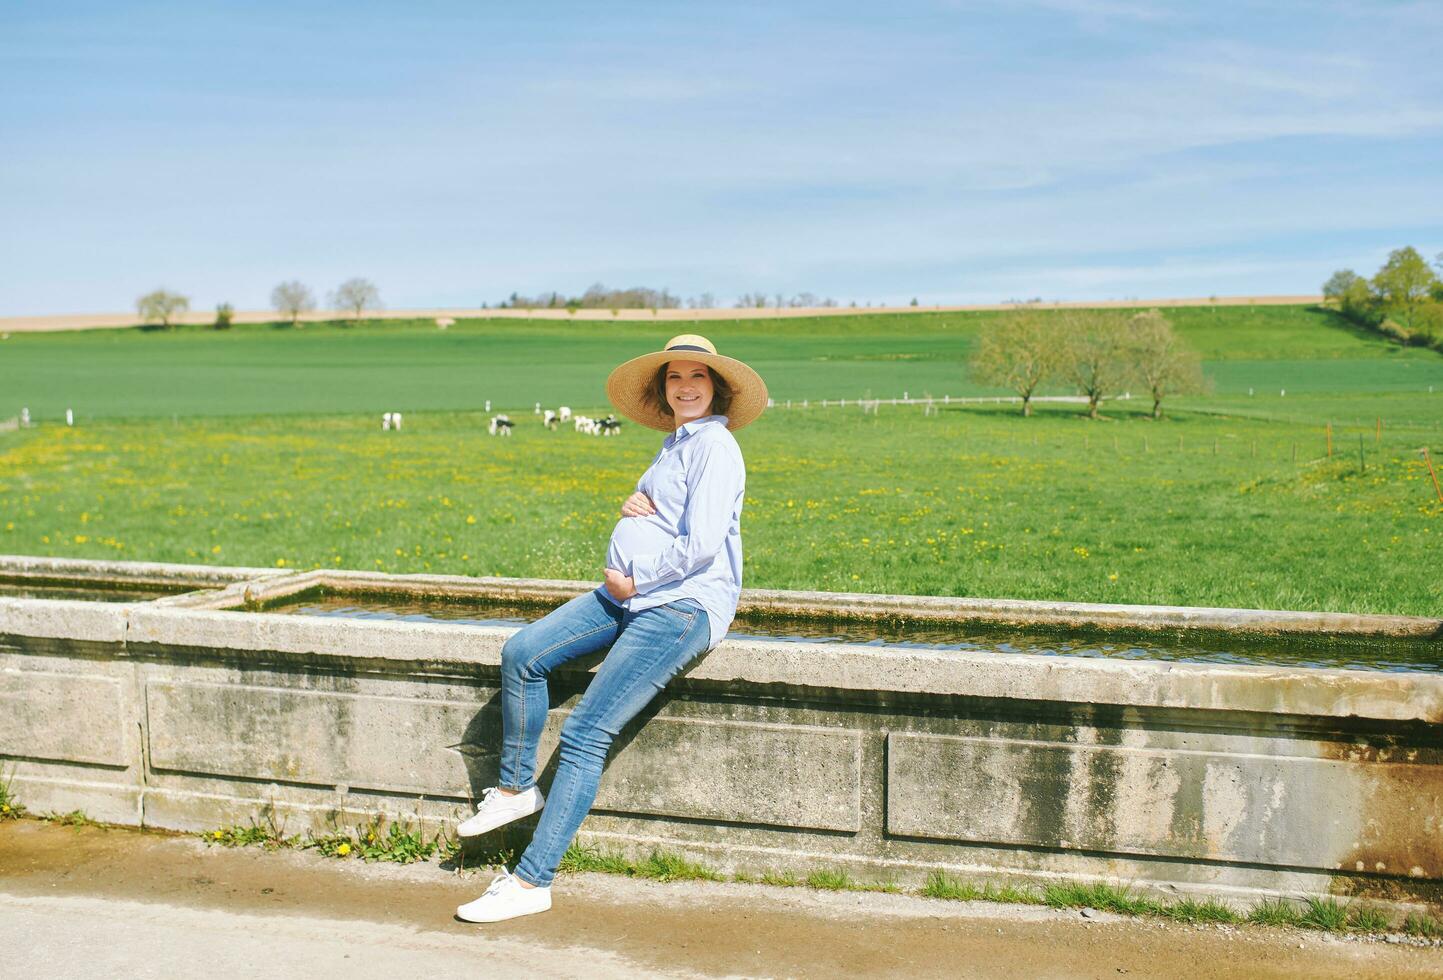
{"left": 1423, "top": 448, "right": 1443, "bottom": 503}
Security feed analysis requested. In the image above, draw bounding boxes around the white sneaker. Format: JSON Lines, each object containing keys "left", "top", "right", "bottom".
{"left": 456, "top": 786, "right": 545, "bottom": 838}
{"left": 456, "top": 870, "right": 552, "bottom": 923}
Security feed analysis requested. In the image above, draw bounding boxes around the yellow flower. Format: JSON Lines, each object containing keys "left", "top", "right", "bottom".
{"left": 466, "top": 514, "right": 477, "bottom": 525}
{"left": 337, "top": 842, "right": 351, "bottom": 856}
{"left": 274, "top": 558, "right": 287, "bottom": 567}
{"left": 212, "top": 830, "right": 223, "bottom": 839}
{"left": 1108, "top": 572, "right": 1119, "bottom": 582}
{"left": 1073, "top": 546, "right": 1089, "bottom": 558}
{"left": 211, "top": 545, "right": 222, "bottom": 554}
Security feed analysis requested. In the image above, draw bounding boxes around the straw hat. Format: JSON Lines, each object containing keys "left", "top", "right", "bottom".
{"left": 605, "top": 334, "right": 768, "bottom": 432}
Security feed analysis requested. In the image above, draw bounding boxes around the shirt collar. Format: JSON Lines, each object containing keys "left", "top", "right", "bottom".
{"left": 666, "top": 414, "right": 728, "bottom": 448}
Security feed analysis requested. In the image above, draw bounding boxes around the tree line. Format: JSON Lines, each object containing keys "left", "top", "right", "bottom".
{"left": 135, "top": 278, "right": 382, "bottom": 329}
{"left": 971, "top": 308, "right": 1207, "bottom": 419}
{"left": 497, "top": 283, "right": 842, "bottom": 312}
{"left": 1323, "top": 247, "right": 1443, "bottom": 352}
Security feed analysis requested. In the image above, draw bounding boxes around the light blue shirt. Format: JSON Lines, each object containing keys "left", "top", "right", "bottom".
{"left": 600, "top": 414, "right": 745, "bottom": 650}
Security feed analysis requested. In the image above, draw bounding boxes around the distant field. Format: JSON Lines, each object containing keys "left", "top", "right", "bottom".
{"left": 1, "top": 306, "right": 1439, "bottom": 615}
{"left": 3, "top": 306, "right": 1441, "bottom": 421}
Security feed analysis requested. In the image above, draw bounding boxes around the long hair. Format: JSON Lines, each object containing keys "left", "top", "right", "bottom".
{"left": 644, "top": 362, "right": 733, "bottom": 420}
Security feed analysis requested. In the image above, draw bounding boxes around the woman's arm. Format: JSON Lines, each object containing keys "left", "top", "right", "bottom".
{"left": 628, "top": 439, "right": 744, "bottom": 595}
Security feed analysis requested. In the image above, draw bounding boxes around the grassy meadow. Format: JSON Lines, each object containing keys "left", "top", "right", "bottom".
{"left": 1, "top": 306, "right": 1440, "bottom": 615}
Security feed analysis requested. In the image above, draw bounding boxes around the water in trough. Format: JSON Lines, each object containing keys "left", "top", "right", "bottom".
{"left": 266, "top": 590, "right": 1443, "bottom": 674}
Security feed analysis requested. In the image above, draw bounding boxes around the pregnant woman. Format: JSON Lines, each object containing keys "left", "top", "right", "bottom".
{"left": 455, "top": 334, "right": 767, "bottom": 923}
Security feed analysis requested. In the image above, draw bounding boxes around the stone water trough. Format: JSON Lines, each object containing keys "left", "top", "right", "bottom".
{"left": 2, "top": 554, "right": 1441, "bottom": 912}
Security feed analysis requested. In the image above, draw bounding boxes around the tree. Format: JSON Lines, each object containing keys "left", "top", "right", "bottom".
{"left": 136, "top": 289, "right": 189, "bottom": 329}
{"left": 1412, "top": 301, "right": 1443, "bottom": 350}
{"left": 271, "top": 281, "right": 315, "bottom": 326}
{"left": 1127, "top": 310, "right": 1207, "bottom": 419}
{"left": 214, "top": 302, "right": 235, "bottom": 330}
{"left": 970, "top": 310, "right": 1059, "bottom": 416}
{"left": 330, "top": 278, "right": 381, "bottom": 322}
{"left": 1372, "top": 246, "right": 1438, "bottom": 330}
{"left": 1322, "top": 269, "right": 1364, "bottom": 304}
{"left": 1061, "top": 310, "right": 1132, "bottom": 419}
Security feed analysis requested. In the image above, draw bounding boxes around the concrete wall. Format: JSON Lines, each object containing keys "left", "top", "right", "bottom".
{"left": 3, "top": 557, "right": 1441, "bottom": 910}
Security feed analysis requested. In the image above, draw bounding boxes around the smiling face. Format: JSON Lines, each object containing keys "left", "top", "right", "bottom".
{"left": 664, "top": 359, "right": 714, "bottom": 427}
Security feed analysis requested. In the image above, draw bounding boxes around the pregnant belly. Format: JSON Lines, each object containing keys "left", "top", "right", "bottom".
{"left": 607, "top": 516, "right": 675, "bottom": 573}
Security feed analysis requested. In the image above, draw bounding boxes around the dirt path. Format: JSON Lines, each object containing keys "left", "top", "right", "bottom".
{"left": 0, "top": 296, "right": 1321, "bottom": 333}
{"left": 1, "top": 820, "right": 1436, "bottom": 979}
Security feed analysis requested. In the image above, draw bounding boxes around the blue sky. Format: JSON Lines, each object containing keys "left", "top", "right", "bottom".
{"left": 2, "top": 0, "right": 1440, "bottom": 314}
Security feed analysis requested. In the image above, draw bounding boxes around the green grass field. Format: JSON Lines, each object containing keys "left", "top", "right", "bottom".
{"left": 4, "top": 305, "right": 1442, "bottom": 420}
{"left": 1, "top": 306, "right": 1440, "bottom": 615}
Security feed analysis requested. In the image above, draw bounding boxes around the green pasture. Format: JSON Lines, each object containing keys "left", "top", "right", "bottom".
{"left": 1, "top": 398, "right": 1438, "bottom": 615}
{"left": 4, "top": 305, "right": 1442, "bottom": 421}
{"left": 1, "top": 306, "right": 1439, "bottom": 615}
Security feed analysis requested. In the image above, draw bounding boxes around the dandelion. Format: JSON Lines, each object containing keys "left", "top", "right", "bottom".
{"left": 212, "top": 830, "right": 224, "bottom": 840}
{"left": 211, "top": 545, "right": 221, "bottom": 554}
{"left": 466, "top": 514, "right": 477, "bottom": 525}
{"left": 1108, "top": 572, "right": 1119, "bottom": 582}
{"left": 337, "top": 842, "right": 351, "bottom": 856}
{"left": 1073, "top": 546, "right": 1089, "bottom": 559}
{"left": 274, "top": 558, "right": 287, "bottom": 567}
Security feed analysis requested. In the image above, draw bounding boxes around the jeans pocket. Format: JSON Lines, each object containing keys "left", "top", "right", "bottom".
{"left": 651, "top": 600, "right": 700, "bottom": 630}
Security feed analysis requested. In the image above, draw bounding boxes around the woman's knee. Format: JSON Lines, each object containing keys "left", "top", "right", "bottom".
{"left": 558, "top": 710, "right": 610, "bottom": 761}
{"left": 500, "top": 629, "right": 543, "bottom": 679}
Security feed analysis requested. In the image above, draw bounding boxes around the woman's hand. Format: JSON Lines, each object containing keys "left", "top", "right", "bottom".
{"left": 603, "top": 568, "right": 637, "bottom": 601}
{"left": 620, "top": 491, "right": 656, "bottom": 518}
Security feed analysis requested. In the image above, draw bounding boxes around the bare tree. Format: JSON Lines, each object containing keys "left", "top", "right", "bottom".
{"left": 1061, "top": 310, "right": 1133, "bottom": 419}
{"left": 1127, "top": 310, "right": 1207, "bottom": 419}
{"left": 135, "top": 289, "right": 190, "bottom": 329}
{"left": 330, "top": 278, "right": 381, "bottom": 322}
{"left": 271, "top": 280, "right": 315, "bottom": 327}
{"left": 970, "top": 310, "right": 1058, "bottom": 416}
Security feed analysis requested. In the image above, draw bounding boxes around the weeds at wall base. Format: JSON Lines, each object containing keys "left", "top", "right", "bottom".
{"left": 199, "top": 812, "right": 452, "bottom": 865}
{"left": 0, "top": 770, "right": 25, "bottom": 821}
{"left": 183, "top": 820, "right": 1443, "bottom": 939}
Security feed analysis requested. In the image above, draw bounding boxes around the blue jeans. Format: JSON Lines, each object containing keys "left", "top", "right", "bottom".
{"left": 497, "top": 588, "right": 711, "bottom": 887}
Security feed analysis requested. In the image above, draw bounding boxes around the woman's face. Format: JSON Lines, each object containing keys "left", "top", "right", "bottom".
{"left": 665, "top": 359, "right": 714, "bottom": 427}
